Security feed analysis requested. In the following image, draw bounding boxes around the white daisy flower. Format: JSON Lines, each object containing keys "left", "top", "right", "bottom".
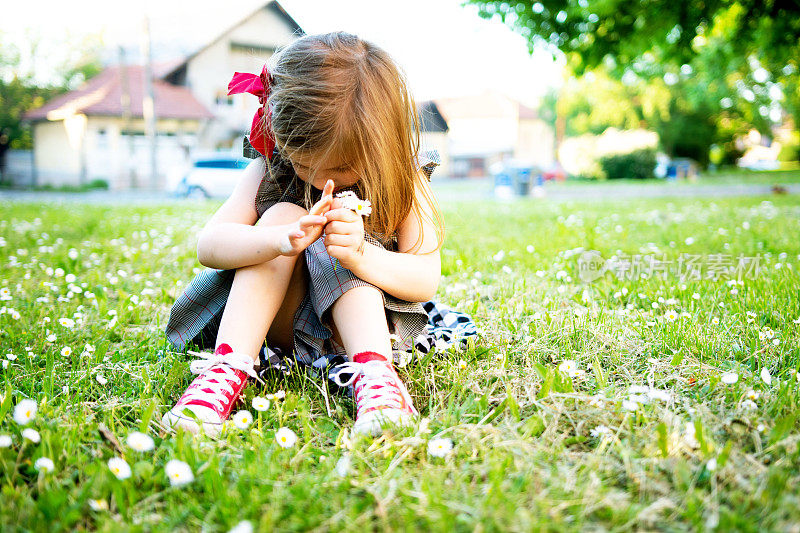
{"left": 96, "top": 374, "right": 108, "bottom": 385}
{"left": 165, "top": 459, "right": 194, "bottom": 486}
{"left": 108, "top": 457, "right": 131, "bottom": 480}
{"left": 228, "top": 520, "right": 254, "bottom": 533}
{"left": 126, "top": 432, "right": 155, "bottom": 452}
{"left": 22, "top": 428, "right": 40, "bottom": 443}
{"left": 46, "top": 333, "right": 56, "bottom": 343}
{"left": 88, "top": 499, "right": 108, "bottom": 511}
{"left": 58, "top": 318, "right": 75, "bottom": 329}
{"left": 336, "top": 191, "right": 372, "bottom": 216}
{"left": 34, "top": 457, "right": 55, "bottom": 473}
{"left": 61, "top": 346, "right": 72, "bottom": 358}
{"left": 275, "top": 427, "right": 298, "bottom": 448}
{"left": 457, "top": 359, "right": 467, "bottom": 370}
{"left": 427, "top": 437, "right": 454, "bottom": 457}
{"left": 232, "top": 410, "right": 253, "bottom": 429}
{"left": 557, "top": 359, "right": 583, "bottom": 377}
{"left": 0, "top": 434, "right": 12, "bottom": 447}
{"left": 622, "top": 399, "right": 639, "bottom": 411}
{"left": 746, "top": 389, "right": 760, "bottom": 400}
{"left": 251, "top": 397, "right": 270, "bottom": 412}
{"left": 590, "top": 425, "right": 613, "bottom": 438}
{"left": 265, "top": 390, "right": 286, "bottom": 401}
{"left": 13, "top": 399, "right": 37, "bottom": 425}
{"left": 742, "top": 399, "right": 758, "bottom": 410}
{"left": 760, "top": 367, "right": 772, "bottom": 385}
{"left": 664, "top": 310, "right": 678, "bottom": 322}
{"left": 706, "top": 457, "right": 718, "bottom": 471}
{"left": 721, "top": 372, "right": 739, "bottom": 384}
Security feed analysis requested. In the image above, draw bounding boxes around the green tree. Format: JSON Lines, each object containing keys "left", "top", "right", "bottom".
{"left": 0, "top": 31, "right": 102, "bottom": 182}
{"left": 467, "top": 0, "right": 800, "bottom": 164}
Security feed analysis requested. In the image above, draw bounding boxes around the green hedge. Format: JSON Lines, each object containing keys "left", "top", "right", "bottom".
{"left": 599, "top": 149, "right": 656, "bottom": 180}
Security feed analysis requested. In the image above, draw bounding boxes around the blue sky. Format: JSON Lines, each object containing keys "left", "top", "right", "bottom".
{"left": 1, "top": 0, "right": 563, "bottom": 106}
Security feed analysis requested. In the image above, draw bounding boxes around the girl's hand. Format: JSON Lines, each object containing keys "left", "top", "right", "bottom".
{"left": 323, "top": 199, "right": 367, "bottom": 270}
{"left": 276, "top": 180, "right": 334, "bottom": 256}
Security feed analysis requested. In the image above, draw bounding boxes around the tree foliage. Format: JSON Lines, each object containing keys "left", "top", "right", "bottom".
{"left": 468, "top": 0, "right": 800, "bottom": 164}
{"left": 0, "top": 31, "right": 103, "bottom": 151}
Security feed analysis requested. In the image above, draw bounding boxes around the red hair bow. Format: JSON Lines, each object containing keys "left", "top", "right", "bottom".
{"left": 227, "top": 64, "right": 275, "bottom": 159}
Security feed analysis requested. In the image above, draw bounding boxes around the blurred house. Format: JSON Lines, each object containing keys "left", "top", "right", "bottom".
{"left": 434, "top": 92, "right": 554, "bottom": 178}
{"left": 160, "top": 0, "right": 302, "bottom": 154}
{"left": 22, "top": 0, "right": 302, "bottom": 190}
{"left": 23, "top": 66, "right": 213, "bottom": 190}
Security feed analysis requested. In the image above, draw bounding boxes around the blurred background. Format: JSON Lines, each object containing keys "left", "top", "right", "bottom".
{"left": 1, "top": 0, "right": 798, "bottom": 197}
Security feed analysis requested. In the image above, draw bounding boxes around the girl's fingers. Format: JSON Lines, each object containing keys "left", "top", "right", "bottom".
{"left": 324, "top": 208, "right": 359, "bottom": 223}
{"left": 298, "top": 215, "right": 326, "bottom": 229}
{"left": 325, "top": 244, "right": 348, "bottom": 259}
{"left": 310, "top": 180, "right": 336, "bottom": 216}
{"left": 323, "top": 233, "right": 353, "bottom": 247}
{"left": 322, "top": 179, "right": 334, "bottom": 198}
{"left": 325, "top": 220, "right": 360, "bottom": 236}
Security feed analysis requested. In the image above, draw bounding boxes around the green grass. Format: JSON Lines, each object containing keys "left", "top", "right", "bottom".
{"left": 1, "top": 193, "right": 799, "bottom": 531}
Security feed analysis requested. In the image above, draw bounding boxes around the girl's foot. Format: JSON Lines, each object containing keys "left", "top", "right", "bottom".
{"left": 334, "top": 351, "right": 418, "bottom": 437}
{"left": 161, "top": 343, "right": 260, "bottom": 438}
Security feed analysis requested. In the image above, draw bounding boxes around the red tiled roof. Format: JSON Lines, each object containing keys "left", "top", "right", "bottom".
{"left": 24, "top": 65, "right": 214, "bottom": 121}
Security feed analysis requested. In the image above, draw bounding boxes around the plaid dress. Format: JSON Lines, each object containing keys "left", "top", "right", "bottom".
{"left": 164, "top": 138, "right": 477, "bottom": 377}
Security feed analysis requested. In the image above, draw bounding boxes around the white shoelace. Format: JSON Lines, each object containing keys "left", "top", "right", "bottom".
{"left": 333, "top": 360, "right": 405, "bottom": 415}
{"left": 179, "top": 350, "right": 263, "bottom": 411}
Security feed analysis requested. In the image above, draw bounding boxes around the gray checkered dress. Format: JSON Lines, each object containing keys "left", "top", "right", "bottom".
{"left": 164, "top": 137, "right": 443, "bottom": 369}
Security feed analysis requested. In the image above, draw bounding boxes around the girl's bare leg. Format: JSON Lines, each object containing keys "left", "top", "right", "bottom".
{"left": 214, "top": 202, "right": 307, "bottom": 362}
{"left": 330, "top": 285, "right": 392, "bottom": 360}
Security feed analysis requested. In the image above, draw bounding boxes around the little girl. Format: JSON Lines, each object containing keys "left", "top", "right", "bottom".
{"left": 162, "top": 32, "right": 458, "bottom": 438}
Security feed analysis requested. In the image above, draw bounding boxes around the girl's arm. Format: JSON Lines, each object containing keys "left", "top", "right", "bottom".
{"left": 197, "top": 160, "right": 332, "bottom": 270}
{"left": 323, "top": 174, "right": 441, "bottom": 302}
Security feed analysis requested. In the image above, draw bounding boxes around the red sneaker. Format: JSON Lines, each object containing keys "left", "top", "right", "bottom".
{"left": 162, "top": 343, "right": 261, "bottom": 437}
{"left": 333, "top": 352, "right": 418, "bottom": 437}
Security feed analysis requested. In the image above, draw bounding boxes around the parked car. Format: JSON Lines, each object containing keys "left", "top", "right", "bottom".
{"left": 167, "top": 154, "right": 251, "bottom": 199}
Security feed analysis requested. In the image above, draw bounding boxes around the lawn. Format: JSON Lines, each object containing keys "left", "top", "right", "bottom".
{"left": 1, "top": 192, "right": 799, "bottom": 531}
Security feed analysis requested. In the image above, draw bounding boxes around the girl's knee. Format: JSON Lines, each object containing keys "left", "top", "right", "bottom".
{"left": 255, "top": 202, "right": 308, "bottom": 227}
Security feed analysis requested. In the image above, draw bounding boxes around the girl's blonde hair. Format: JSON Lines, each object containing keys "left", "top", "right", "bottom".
{"left": 265, "top": 31, "right": 444, "bottom": 252}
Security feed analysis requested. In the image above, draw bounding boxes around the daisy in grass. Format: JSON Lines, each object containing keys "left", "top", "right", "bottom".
{"left": 427, "top": 437, "right": 454, "bottom": 457}
{"left": 558, "top": 359, "right": 583, "bottom": 377}
{"left": 108, "top": 457, "right": 131, "bottom": 480}
{"left": 22, "top": 428, "right": 40, "bottom": 443}
{"left": 34, "top": 457, "right": 55, "bottom": 473}
{"left": 88, "top": 499, "right": 108, "bottom": 511}
{"left": 251, "top": 397, "right": 270, "bottom": 411}
{"left": 265, "top": 391, "right": 286, "bottom": 401}
{"left": 336, "top": 191, "right": 372, "bottom": 217}
{"left": 590, "top": 425, "right": 613, "bottom": 438}
{"left": 13, "top": 399, "right": 37, "bottom": 425}
{"left": 275, "top": 427, "right": 298, "bottom": 448}
{"left": 126, "top": 432, "right": 155, "bottom": 452}
{"left": 721, "top": 372, "right": 739, "bottom": 384}
{"left": 165, "top": 459, "right": 194, "bottom": 486}
{"left": 232, "top": 410, "right": 253, "bottom": 429}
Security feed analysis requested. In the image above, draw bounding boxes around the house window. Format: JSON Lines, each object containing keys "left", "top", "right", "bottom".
{"left": 215, "top": 91, "right": 234, "bottom": 106}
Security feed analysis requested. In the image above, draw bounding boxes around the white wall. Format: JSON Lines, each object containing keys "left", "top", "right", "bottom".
{"left": 186, "top": 6, "right": 299, "bottom": 150}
